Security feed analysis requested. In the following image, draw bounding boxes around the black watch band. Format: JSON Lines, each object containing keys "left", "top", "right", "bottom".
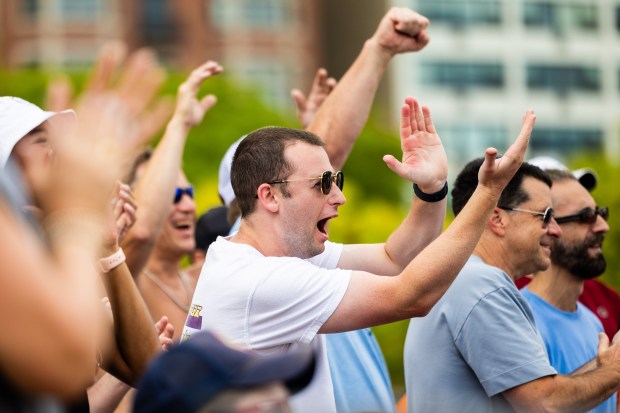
{"left": 413, "top": 182, "right": 448, "bottom": 203}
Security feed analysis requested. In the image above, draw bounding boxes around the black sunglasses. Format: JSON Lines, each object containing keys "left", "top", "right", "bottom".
{"left": 498, "top": 206, "right": 554, "bottom": 227}
{"left": 269, "top": 171, "right": 344, "bottom": 195}
{"left": 173, "top": 186, "right": 194, "bottom": 204}
{"left": 555, "top": 206, "right": 609, "bottom": 225}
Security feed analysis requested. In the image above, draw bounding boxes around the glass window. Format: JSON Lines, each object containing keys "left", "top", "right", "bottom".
{"left": 20, "top": 0, "right": 39, "bottom": 20}
{"left": 420, "top": 62, "right": 504, "bottom": 90}
{"left": 527, "top": 65, "right": 600, "bottom": 93}
{"left": 415, "top": 0, "right": 502, "bottom": 27}
{"left": 57, "top": 0, "right": 101, "bottom": 21}
{"left": 530, "top": 128, "right": 603, "bottom": 153}
{"left": 443, "top": 124, "right": 508, "bottom": 163}
{"left": 524, "top": 1, "right": 598, "bottom": 32}
{"left": 142, "top": 0, "right": 178, "bottom": 44}
{"left": 210, "top": 0, "right": 292, "bottom": 30}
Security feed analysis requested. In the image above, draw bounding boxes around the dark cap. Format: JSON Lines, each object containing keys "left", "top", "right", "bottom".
{"left": 133, "top": 331, "right": 316, "bottom": 413}
{"left": 194, "top": 206, "right": 232, "bottom": 252}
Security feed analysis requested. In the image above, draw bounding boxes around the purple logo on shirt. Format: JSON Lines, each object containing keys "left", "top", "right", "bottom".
{"left": 186, "top": 304, "right": 203, "bottom": 329}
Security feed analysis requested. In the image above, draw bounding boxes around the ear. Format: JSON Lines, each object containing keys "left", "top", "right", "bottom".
{"left": 256, "top": 183, "right": 280, "bottom": 213}
{"left": 488, "top": 207, "right": 508, "bottom": 237}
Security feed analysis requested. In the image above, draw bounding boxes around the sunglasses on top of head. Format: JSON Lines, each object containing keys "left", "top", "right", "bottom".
{"left": 173, "top": 186, "right": 194, "bottom": 204}
{"left": 268, "top": 171, "right": 344, "bottom": 195}
{"left": 555, "top": 206, "right": 609, "bottom": 225}
{"left": 498, "top": 206, "right": 554, "bottom": 227}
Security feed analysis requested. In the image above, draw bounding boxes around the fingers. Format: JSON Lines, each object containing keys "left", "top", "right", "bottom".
{"left": 412, "top": 98, "right": 425, "bottom": 132}
{"left": 390, "top": 8, "right": 430, "bottom": 38}
{"left": 290, "top": 89, "right": 308, "bottom": 112}
{"left": 45, "top": 76, "right": 73, "bottom": 111}
{"left": 86, "top": 42, "right": 127, "bottom": 94}
{"left": 199, "top": 94, "right": 218, "bottom": 113}
{"left": 181, "top": 60, "right": 223, "bottom": 96}
{"left": 505, "top": 110, "right": 536, "bottom": 161}
{"left": 422, "top": 105, "right": 436, "bottom": 134}
{"left": 154, "top": 316, "right": 168, "bottom": 335}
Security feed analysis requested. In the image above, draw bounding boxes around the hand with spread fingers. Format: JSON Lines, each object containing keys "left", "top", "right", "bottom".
{"left": 291, "top": 68, "right": 337, "bottom": 129}
{"left": 383, "top": 97, "right": 447, "bottom": 193}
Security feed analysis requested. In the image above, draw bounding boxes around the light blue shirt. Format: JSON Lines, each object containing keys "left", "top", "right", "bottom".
{"left": 405, "top": 256, "right": 556, "bottom": 413}
{"left": 522, "top": 288, "right": 616, "bottom": 413}
{"left": 327, "top": 329, "right": 395, "bottom": 413}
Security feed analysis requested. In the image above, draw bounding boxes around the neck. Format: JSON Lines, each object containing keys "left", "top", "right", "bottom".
{"left": 146, "top": 251, "right": 182, "bottom": 278}
{"left": 527, "top": 265, "right": 583, "bottom": 312}
{"left": 474, "top": 235, "right": 519, "bottom": 280}
{"left": 232, "top": 217, "right": 287, "bottom": 257}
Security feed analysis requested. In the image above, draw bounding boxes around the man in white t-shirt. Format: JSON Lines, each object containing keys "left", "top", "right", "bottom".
{"left": 182, "top": 99, "right": 536, "bottom": 412}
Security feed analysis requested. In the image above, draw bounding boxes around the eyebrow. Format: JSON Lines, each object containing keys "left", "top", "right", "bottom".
{"left": 26, "top": 126, "right": 46, "bottom": 135}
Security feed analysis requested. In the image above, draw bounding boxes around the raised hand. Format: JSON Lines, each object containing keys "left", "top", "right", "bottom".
{"left": 477, "top": 110, "right": 536, "bottom": 194}
{"left": 154, "top": 316, "right": 175, "bottom": 351}
{"left": 371, "top": 7, "right": 430, "bottom": 56}
{"left": 171, "top": 60, "right": 223, "bottom": 130}
{"left": 291, "top": 68, "right": 337, "bottom": 128}
{"left": 45, "top": 42, "right": 174, "bottom": 151}
{"left": 383, "top": 97, "right": 447, "bottom": 193}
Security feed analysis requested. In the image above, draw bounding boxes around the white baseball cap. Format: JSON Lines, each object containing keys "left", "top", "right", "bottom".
{"left": 0, "top": 96, "right": 75, "bottom": 168}
{"left": 528, "top": 155, "right": 598, "bottom": 191}
{"left": 217, "top": 136, "right": 245, "bottom": 207}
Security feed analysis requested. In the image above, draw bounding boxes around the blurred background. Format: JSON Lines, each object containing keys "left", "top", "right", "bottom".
{"left": 1, "top": 0, "right": 619, "bottom": 396}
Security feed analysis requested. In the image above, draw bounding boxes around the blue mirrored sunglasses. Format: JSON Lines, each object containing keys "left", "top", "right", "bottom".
{"left": 174, "top": 186, "right": 194, "bottom": 204}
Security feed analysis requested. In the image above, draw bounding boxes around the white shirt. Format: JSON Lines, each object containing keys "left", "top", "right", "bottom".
{"left": 182, "top": 237, "right": 351, "bottom": 413}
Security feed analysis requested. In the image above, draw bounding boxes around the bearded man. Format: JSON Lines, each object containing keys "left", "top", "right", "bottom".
{"left": 520, "top": 167, "right": 614, "bottom": 413}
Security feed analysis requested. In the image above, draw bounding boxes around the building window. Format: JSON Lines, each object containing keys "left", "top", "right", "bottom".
{"left": 524, "top": 1, "right": 598, "bottom": 33}
{"left": 443, "top": 124, "right": 508, "bottom": 163}
{"left": 527, "top": 65, "right": 600, "bottom": 93}
{"left": 142, "top": 0, "right": 179, "bottom": 44}
{"left": 530, "top": 128, "right": 603, "bottom": 153}
{"left": 20, "top": 0, "right": 39, "bottom": 20}
{"left": 210, "top": 0, "right": 293, "bottom": 30}
{"left": 420, "top": 62, "right": 504, "bottom": 90}
{"left": 415, "top": 0, "right": 502, "bottom": 28}
{"left": 57, "top": 0, "right": 102, "bottom": 22}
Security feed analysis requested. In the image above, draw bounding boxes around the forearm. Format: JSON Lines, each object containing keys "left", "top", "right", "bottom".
{"left": 101, "top": 257, "right": 159, "bottom": 384}
{"left": 88, "top": 372, "right": 132, "bottom": 413}
{"left": 307, "top": 39, "right": 392, "bottom": 169}
{"left": 396, "top": 184, "right": 498, "bottom": 313}
{"left": 383, "top": 196, "right": 446, "bottom": 271}
{"left": 123, "top": 117, "right": 190, "bottom": 274}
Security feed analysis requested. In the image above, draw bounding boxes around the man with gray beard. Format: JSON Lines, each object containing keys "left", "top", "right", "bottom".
{"left": 520, "top": 167, "right": 613, "bottom": 413}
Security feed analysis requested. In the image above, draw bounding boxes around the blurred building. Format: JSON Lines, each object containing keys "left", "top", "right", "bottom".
{"left": 0, "top": 0, "right": 329, "bottom": 108}
{"left": 391, "top": 0, "right": 620, "bottom": 172}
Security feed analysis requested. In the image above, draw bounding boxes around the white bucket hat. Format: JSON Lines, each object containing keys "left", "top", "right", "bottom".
{"left": 528, "top": 155, "right": 598, "bottom": 191}
{"left": 217, "top": 136, "right": 245, "bottom": 207}
{"left": 0, "top": 96, "right": 74, "bottom": 168}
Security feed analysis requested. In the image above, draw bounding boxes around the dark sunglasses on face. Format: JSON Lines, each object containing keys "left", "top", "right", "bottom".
{"left": 555, "top": 206, "right": 609, "bottom": 225}
{"left": 173, "top": 186, "right": 194, "bottom": 204}
{"left": 498, "top": 206, "right": 554, "bottom": 227}
{"left": 268, "top": 171, "right": 344, "bottom": 195}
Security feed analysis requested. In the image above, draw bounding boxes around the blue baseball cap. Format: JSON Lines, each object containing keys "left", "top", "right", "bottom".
{"left": 134, "top": 331, "right": 316, "bottom": 413}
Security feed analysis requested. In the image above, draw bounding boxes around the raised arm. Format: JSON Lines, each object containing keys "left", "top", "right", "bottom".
{"left": 307, "top": 7, "right": 430, "bottom": 170}
{"left": 321, "top": 108, "right": 536, "bottom": 332}
{"left": 338, "top": 98, "right": 447, "bottom": 275}
{"left": 122, "top": 61, "right": 222, "bottom": 276}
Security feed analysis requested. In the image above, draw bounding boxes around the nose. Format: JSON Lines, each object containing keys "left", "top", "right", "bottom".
{"left": 593, "top": 214, "right": 610, "bottom": 234}
{"left": 329, "top": 185, "right": 346, "bottom": 207}
{"left": 547, "top": 218, "right": 562, "bottom": 238}
{"left": 176, "top": 192, "right": 196, "bottom": 211}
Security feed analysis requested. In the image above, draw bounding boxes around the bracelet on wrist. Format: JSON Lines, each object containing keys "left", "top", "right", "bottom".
{"left": 413, "top": 182, "right": 448, "bottom": 203}
{"left": 99, "top": 248, "right": 126, "bottom": 273}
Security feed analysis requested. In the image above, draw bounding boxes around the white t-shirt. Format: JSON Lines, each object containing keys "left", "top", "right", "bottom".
{"left": 182, "top": 237, "right": 351, "bottom": 413}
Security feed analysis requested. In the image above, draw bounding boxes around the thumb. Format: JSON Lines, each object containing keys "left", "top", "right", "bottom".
{"left": 199, "top": 94, "right": 217, "bottom": 112}
{"left": 598, "top": 332, "right": 610, "bottom": 354}
{"left": 383, "top": 155, "right": 411, "bottom": 181}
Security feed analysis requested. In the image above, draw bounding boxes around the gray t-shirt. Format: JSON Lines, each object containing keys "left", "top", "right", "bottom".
{"left": 404, "top": 255, "right": 556, "bottom": 413}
